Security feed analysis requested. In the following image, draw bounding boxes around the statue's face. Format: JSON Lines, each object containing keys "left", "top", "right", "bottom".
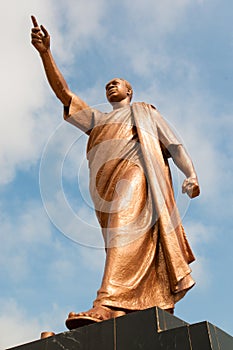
{"left": 105, "top": 78, "right": 130, "bottom": 103}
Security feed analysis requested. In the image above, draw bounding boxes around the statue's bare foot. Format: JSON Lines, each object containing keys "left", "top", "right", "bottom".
{"left": 65, "top": 305, "right": 126, "bottom": 330}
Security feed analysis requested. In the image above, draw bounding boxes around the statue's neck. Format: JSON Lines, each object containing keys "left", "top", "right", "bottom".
{"left": 110, "top": 100, "right": 131, "bottom": 110}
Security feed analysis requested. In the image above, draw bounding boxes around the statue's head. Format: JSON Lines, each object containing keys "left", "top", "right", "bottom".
{"left": 105, "top": 78, "right": 133, "bottom": 104}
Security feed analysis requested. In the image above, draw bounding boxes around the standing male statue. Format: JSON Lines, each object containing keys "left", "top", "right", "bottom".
{"left": 31, "top": 16, "right": 200, "bottom": 330}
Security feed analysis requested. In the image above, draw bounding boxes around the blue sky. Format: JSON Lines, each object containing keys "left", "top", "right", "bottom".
{"left": 0, "top": 0, "right": 233, "bottom": 348}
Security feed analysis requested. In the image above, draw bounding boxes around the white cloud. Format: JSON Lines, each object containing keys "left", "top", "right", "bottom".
{"left": 80, "top": 246, "right": 105, "bottom": 271}
{"left": 41, "top": 187, "right": 104, "bottom": 248}
{"left": 0, "top": 298, "right": 42, "bottom": 349}
{"left": 184, "top": 221, "right": 215, "bottom": 289}
{"left": 191, "top": 256, "right": 211, "bottom": 287}
{"left": 0, "top": 201, "right": 52, "bottom": 282}
{"left": 123, "top": 0, "right": 198, "bottom": 35}
{"left": 45, "top": 0, "right": 108, "bottom": 61}
{"left": 0, "top": 298, "right": 68, "bottom": 350}
{"left": 0, "top": 0, "right": 62, "bottom": 185}
{"left": 185, "top": 221, "right": 215, "bottom": 248}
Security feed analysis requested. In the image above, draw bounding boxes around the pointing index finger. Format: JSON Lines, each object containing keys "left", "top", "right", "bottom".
{"left": 31, "top": 15, "right": 39, "bottom": 28}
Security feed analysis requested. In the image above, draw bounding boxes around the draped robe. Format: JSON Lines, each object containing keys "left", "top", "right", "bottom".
{"left": 65, "top": 96, "right": 195, "bottom": 310}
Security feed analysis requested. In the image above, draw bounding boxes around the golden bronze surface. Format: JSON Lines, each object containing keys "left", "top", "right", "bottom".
{"left": 40, "top": 332, "right": 55, "bottom": 339}
{"left": 31, "top": 16, "right": 200, "bottom": 330}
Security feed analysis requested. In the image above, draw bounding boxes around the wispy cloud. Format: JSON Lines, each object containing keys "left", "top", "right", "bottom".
{"left": 0, "top": 297, "right": 68, "bottom": 349}
{"left": 0, "top": 201, "right": 52, "bottom": 282}
{"left": 0, "top": 1, "right": 62, "bottom": 185}
{"left": 0, "top": 298, "right": 41, "bottom": 349}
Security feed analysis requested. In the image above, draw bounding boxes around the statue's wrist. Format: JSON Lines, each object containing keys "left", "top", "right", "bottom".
{"left": 39, "top": 48, "right": 50, "bottom": 57}
{"left": 187, "top": 172, "right": 197, "bottom": 180}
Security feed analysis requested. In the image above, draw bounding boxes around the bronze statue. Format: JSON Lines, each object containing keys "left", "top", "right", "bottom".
{"left": 31, "top": 16, "right": 200, "bottom": 330}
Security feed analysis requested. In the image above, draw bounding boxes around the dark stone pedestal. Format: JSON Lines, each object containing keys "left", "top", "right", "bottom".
{"left": 7, "top": 307, "right": 233, "bottom": 350}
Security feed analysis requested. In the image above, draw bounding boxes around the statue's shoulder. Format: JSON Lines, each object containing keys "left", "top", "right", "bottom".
{"left": 132, "top": 102, "right": 157, "bottom": 110}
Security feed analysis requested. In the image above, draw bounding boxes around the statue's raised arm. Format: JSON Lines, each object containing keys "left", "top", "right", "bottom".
{"left": 31, "top": 16, "right": 89, "bottom": 111}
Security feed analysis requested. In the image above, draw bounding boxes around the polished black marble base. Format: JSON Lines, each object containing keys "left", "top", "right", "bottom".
{"left": 7, "top": 307, "right": 233, "bottom": 350}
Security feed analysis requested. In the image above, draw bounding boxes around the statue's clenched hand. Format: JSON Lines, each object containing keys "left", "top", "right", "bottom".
{"left": 182, "top": 176, "right": 200, "bottom": 199}
{"left": 31, "top": 15, "right": 50, "bottom": 54}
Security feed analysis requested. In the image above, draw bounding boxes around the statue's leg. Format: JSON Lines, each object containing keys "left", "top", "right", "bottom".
{"left": 66, "top": 164, "right": 148, "bottom": 330}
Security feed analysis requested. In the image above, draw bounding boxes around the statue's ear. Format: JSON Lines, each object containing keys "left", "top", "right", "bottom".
{"left": 127, "top": 88, "right": 132, "bottom": 96}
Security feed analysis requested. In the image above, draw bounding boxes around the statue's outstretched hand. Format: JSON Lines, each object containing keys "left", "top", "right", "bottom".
{"left": 182, "top": 176, "right": 200, "bottom": 199}
{"left": 31, "top": 15, "right": 50, "bottom": 53}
